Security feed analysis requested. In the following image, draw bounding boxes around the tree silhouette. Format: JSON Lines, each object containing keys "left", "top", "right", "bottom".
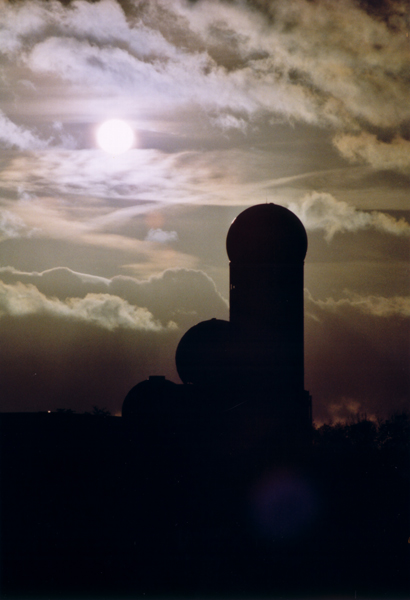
{"left": 91, "top": 406, "right": 111, "bottom": 417}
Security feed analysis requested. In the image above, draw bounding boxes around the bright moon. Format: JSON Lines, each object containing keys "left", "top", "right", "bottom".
{"left": 96, "top": 119, "right": 135, "bottom": 155}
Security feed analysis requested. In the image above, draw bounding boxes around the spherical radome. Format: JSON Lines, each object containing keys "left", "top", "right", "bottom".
{"left": 175, "top": 319, "right": 233, "bottom": 387}
{"left": 122, "top": 376, "right": 178, "bottom": 418}
{"left": 226, "top": 204, "right": 307, "bottom": 264}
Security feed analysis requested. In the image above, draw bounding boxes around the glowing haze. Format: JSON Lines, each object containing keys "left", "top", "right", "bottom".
{"left": 0, "top": 0, "right": 408, "bottom": 423}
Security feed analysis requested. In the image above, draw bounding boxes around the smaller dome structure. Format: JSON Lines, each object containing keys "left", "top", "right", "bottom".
{"left": 122, "top": 376, "right": 179, "bottom": 419}
{"left": 175, "top": 319, "right": 233, "bottom": 387}
{"left": 226, "top": 203, "right": 307, "bottom": 264}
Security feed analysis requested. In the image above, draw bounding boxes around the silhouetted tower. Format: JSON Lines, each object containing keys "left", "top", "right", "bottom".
{"left": 226, "top": 204, "right": 310, "bottom": 418}
{"left": 125, "top": 202, "right": 312, "bottom": 435}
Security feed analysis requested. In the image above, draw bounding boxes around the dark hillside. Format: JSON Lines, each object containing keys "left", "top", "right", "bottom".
{"left": 1, "top": 411, "right": 408, "bottom": 598}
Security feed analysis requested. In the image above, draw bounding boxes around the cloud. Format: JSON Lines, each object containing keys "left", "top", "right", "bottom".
{"left": 0, "top": 265, "right": 229, "bottom": 413}
{"left": 305, "top": 290, "right": 410, "bottom": 423}
{"left": 23, "top": 28, "right": 249, "bottom": 113}
{"left": 0, "top": 0, "right": 408, "bottom": 421}
{"left": 0, "top": 265, "right": 407, "bottom": 421}
{"left": 145, "top": 228, "right": 178, "bottom": 243}
{"left": 0, "top": 280, "right": 174, "bottom": 332}
{"left": 289, "top": 192, "right": 410, "bottom": 241}
{"left": 0, "top": 0, "right": 408, "bottom": 171}
{"left": 0, "top": 266, "right": 228, "bottom": 329}
{"left": 0, "top": 110, "right": 47, "bottom": 150}
{"left": 0, "top": 266, "right": 110, "bottom": 298}
{"left": 173, "top": 0, "right": 410, "bottom": 140}
{"left": 334, "top": 132, "right": 410, "bottom": 175}
{"left": 209, "top": 113, "right": 248, "bottom": 132}
{"left": 0, "top": 0, "right": 51, "bottom": 57}
{"left": 109, "top": 268, "right": 229, "bottom": 327}
{"left": 311, "top": 291, "right": 410, "bottom": 319}
{"left": 0, "top": 147, "right": 276, "bottom": 226}
{"left": 0, "top": 209, "right": 37, "bottom": 240}
{"left": 0, "top": 311, "right": 181, "bottom": 414}
{"left": 0, "top": 177, "right": 198, "bottom": 276}
{"left": 0, "top": 149, "right": 201, "bottom": 203}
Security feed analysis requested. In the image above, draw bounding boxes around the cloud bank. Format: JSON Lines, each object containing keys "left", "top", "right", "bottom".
{"left": 305, "top": 289, "right": 410, "bottom": 423}
{"left": 0, "top": 281, "right": 174, "bottom": 332}
{"left": 0, "top": 266, "right": 229, "bottom": 413}
{"left": 0, "top": 0, "right": 409, "bottom": 172}
{"left": 0, "top": 265, "right": 408, "bottom": 421}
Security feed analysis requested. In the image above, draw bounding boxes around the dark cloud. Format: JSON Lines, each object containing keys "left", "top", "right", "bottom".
{"left": 0, "top": 266, "right": 228, "bottom": 413}
{"left": 305, "top": 291, "right": 410, "bottom": 423}
{"left": 0, "top": 313, "right": 179, "bottom": 414}
{"left": 109, "top": 269, "right": 228, "bottom": 326}
{"left": 356, "top": 0, "right": 410, "bottom": 27}
{"left": 0, "top": 266, "right": 110, "bottom": 300}
{"left": 0, "top": 265, "right": 407, "bottom": 421}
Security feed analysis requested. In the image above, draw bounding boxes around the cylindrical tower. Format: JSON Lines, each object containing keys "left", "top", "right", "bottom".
{"left": 226, "top": 204, "right": 308, "bottom": 405}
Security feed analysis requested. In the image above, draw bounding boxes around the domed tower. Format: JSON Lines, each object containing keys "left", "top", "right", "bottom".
{"left": 226, "top": 204, "right": 310, "bottom": 420}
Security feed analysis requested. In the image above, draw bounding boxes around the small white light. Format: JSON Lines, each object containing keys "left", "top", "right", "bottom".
{"left": 96, "top": 119, "right": 135, "bottom": 155}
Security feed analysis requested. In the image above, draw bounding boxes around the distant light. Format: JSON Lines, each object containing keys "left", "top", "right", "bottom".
{"left": 47, "top": 411, "right": 51, "bottom": 413}
{"left": 96, "top": 119, "right": 135, "bottom": 155}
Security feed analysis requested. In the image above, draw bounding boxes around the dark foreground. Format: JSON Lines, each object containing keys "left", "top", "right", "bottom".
{"left": 0, "top": 411, "right": 408, "bottom": 599}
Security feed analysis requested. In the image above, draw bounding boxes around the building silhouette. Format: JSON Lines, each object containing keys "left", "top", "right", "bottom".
{"left": 123, "top": 203, "right": 312, "bottom": 452}
{"left": 1, "top": 204, "right": 409, "bottom": 599}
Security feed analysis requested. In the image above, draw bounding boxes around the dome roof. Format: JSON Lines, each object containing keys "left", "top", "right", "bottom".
{"left": 122, "top": 376, "right": 178, "bottom": 418}
{"left": 175, "top": 319, "right": 233, "bottom": 387}
{"left": 226, "top": 204, "right": 307, "bottom": 264}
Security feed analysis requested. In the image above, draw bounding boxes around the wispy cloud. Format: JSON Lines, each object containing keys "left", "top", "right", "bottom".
{"left": 308, "top": 289, "right": 410, "bottom": 319}
{"left": 1, "top": 0, "right": 408, "bottom": 171}
{"left": 289, "top": 192, "right": 410, "bottom": 241}
{"left": 0, "top": 110, "right": 48, "bottom": 150}
{"left": 209, "top": 113, "right": 248, "bottom": 133}
{"left": 334, "top": 132, "right": 410, "bottom": 175}
{"left": 0, "top": 209, "right": 37, "bottom": 240}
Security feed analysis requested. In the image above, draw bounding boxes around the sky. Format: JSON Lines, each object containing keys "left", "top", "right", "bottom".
{"left": 0, "top": 0, "right": 409, "bottom": 423}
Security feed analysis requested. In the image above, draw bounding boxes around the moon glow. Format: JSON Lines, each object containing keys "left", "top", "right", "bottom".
{"left": 96, "top": 119, "right": 135, "bottom": 154}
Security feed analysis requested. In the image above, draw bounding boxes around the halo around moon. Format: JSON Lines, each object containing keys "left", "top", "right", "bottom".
{"left": 96, "top": 119, "right": 135, "bottom": 155}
